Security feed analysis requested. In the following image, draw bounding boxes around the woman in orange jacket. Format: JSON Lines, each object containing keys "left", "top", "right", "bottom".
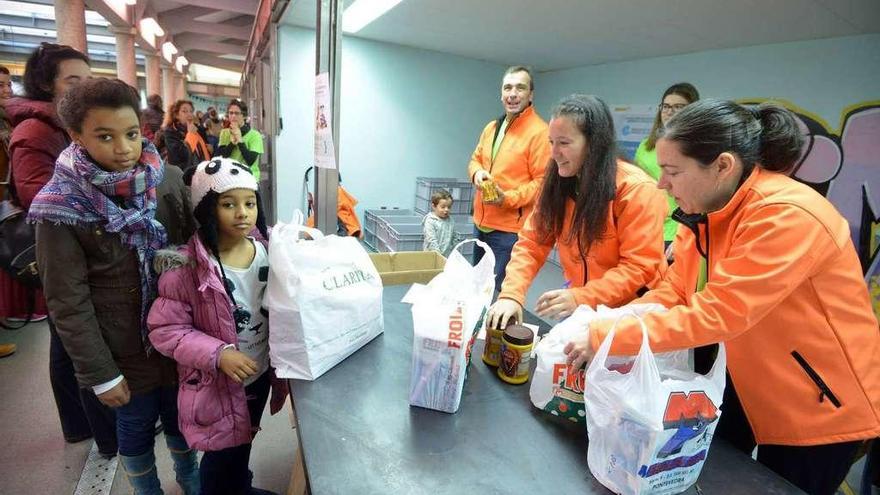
{"left": 565, "top": 100, "right": 880, "bottom": 495}
{"left": 486, "top": 94, "right": 668, "bottom": 329}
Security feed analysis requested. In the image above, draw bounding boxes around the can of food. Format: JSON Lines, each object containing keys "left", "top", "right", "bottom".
{"left": 498, "top": 324, "right": 534, "bottom": 385}
{"left": 480, "top": 179, "right": 498, "bottom": 202}
{"left": 482, "top": 316, "right": 513, "bottom": 367}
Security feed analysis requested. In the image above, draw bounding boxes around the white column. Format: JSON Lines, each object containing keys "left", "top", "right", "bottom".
{"left": 109, "top": 26, "right": 138, "bottom": 87}
{"left": 54, "top": 0, "right": 88, "bottom": 52}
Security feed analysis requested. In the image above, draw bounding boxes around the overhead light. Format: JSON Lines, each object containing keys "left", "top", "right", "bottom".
{"left": 342, "top": 0, "right": 404, "bottom": 33}
{"left": 140, "top": 17, "right": 164, "bottom": 38}
{"left": 125, "top": 0, "right": 137, "bottom": 5}
{"left": 175, "top": 56, "right": 188, "bottom": 72}
{"left": 162, "top": 41, "right": 178, "bottom": 63}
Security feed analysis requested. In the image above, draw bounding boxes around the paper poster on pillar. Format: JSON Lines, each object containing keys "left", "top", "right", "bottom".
{"left": 314, "top": 72, "right": 337, "bottom": 169}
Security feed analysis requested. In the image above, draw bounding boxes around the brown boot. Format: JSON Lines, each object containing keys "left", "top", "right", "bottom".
{"left": 0, "top": 343, "right": 16, "bottom": 358}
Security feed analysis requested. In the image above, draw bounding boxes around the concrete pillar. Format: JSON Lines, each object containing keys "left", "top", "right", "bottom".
{"left": 54, "top": 0, "right": 88, "bottom": 53}
{"left": 162, "top": 64, "right": 176, "bottom": 110}
{"left": 108, "top": 26, "right": 137, "bottom": 87}
{"left": 177, "top": 73, "right": 187, "bottom": 100}
{"left": 144, "top": 54, "right": 162, "bottom": 100}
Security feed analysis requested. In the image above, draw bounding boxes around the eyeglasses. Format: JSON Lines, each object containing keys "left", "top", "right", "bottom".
{"left": 661, "top": 103, "right": 688, "bottom": 113}
{"left": 227, "top": 111, "right": 242, "bottom": 116}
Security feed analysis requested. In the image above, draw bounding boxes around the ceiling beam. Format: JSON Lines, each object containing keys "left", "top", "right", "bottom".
{"left": 155, "top": 5, "right": 217, "bottom": 21}
{"left": 174, "top": 33, "right": 248, "bottom": 56}
{"left": 159, "top": 16, "right": 251, "bottom": 40}
{"left": 164, "top": 0, "right": 259, "bottom": 16}
{"left": 185, "top": 51, "right": 244, "bottom": 72}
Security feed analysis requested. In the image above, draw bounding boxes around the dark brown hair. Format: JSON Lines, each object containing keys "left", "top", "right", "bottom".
{"left": 533, "top": 94, "right": 617, "bottom": 254}
{"left": 23, "top": 42, "right": 90, "bottom": 102}
{"left": 57, "top": 78, "right": 141, "bottom": 133}
{"left": 645, "top": 82, "right": 700, "bottom": 151}
{"left": 659, "top": 99, "right": 804, "bottom": 175}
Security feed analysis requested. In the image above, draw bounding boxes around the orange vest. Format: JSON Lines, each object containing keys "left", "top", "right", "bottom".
{"left": 590, "top": 167, "right": 880, "bottom": 446}
{"left": 500, "top": 161, "right": 668, "bottom": 308}
{"left": 467, "top": 105, "right": 550, "bottom": 233}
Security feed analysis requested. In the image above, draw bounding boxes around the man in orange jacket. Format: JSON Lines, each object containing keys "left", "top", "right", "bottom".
{"left": 467, "top": 66, "right": 550, "bottom": 291}
{"left": 565, "top": 100, "right": 880, "bottom": 495}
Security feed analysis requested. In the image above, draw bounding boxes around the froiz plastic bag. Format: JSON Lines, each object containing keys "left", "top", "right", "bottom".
{"left": 585, "top": 312, "right": 726, "bottom": 495}
{"left": 402, "top": 239, "right": 495, "bottom": 413}
{"left": 530, "top": 304, "right": 678, "bottom": 424}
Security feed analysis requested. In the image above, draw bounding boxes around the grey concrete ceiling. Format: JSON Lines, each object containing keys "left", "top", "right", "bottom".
{"left": 283, "top": 0, "right": 880, "bottom": 72}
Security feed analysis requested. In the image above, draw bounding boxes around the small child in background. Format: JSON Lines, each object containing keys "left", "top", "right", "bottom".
{"left": 148, "top": 157, "right": 287, "bottom": 495}
{"left": 422, "top": 189, "right": 462, "bottom": 258}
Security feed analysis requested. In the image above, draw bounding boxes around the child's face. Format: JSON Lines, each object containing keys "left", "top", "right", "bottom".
{"left": 70, "top": 106, "right": 142, "bottom": 172}
{"left": 216, "top": 188, "right": 258, "bottom": 241}
{"left": 432, "top": 198, "right": 452, "bottom": 219}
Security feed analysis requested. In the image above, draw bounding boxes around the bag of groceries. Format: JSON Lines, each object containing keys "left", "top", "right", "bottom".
{"left": 530, "top": 304, "right": 678, "bottom": 425}
{"left": 266, "top": 210, "right": 384, "bottom": 380}
{"left": 585, "top": 311, "right": 726, "bottom": 495}
{"left": 402, "top": 239, "right": 494, "bottom": 413}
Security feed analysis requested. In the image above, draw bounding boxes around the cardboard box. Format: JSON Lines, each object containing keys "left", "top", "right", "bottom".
{"left": 369, "top": 251, "right": 446, "bottom": 286}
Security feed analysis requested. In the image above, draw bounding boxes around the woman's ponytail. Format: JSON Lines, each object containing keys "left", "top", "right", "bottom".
{"left": 753, "top": 103, "right": 804, "bottom": 173}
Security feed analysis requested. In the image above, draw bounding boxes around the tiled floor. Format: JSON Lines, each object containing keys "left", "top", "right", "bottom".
{"left": 0, "top": 319, "right": 296, "bottom": 494}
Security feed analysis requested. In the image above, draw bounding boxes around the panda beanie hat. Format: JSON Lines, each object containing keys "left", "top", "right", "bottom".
{"left": 190, "top": 157, "right": 259, "bottom": 210}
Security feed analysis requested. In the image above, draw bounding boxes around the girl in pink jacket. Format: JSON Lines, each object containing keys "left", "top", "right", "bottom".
{"left": 148, "top": 157, "right": 283, "bottom": 495}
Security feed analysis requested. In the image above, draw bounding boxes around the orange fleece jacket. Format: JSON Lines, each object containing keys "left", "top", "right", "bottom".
{"left": 590, "top": 168, "right": 880, "bottom": 446}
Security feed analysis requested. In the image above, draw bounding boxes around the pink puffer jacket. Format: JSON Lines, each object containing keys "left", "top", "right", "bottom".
{"left": 147, "top": 234, "right": 288, "bottom": 451}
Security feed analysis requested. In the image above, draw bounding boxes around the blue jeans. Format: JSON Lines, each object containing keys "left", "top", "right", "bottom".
{"left": 472, "top": 228, "right": 519, "bottom": 293}
{"left": 116, "top": 385, "right": 182, "bottom": 456}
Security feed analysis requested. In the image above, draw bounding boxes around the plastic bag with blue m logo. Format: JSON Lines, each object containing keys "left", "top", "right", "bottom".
{"left": 584, "top": 311, "right": 726, "bottom": 495}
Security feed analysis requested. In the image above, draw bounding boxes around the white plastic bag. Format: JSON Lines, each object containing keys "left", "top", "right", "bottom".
{"left": 585, "top": 313, "right": 726, "bottom": 495}
{"left": 402, "top": 239, "right": 495, "bottom": 413}
{"left": 266, "top": 210, "right": 384, "bottom": 380}
{"left": 530, "top": 304, "right": 680, "bottom": 424}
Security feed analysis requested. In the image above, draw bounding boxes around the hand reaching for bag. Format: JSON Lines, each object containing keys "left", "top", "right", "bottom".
{"left": 564, "top": 331, "right": 596, "bottom": 372}
{"left": 219, "top": 348, "right": 258, "bottom": 383}
{"left": 97, "top": 378, "right": 131, "bottom": 408}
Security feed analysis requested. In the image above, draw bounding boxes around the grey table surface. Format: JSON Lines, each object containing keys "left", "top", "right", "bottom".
{"left": 288, "top": 284, "right": 802, "bottom": 494}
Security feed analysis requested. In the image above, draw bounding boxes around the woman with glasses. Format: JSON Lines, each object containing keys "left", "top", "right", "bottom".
{"left": 218, "top": 99, "right": 263, "bottom": 181}
{"left": 634, "top": 82, "right": 700, "bottom": 251}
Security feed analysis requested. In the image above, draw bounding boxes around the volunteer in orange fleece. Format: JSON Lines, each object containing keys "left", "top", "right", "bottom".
{"left": 486, "top": 94, "right": 668, "bottom": 329}
{"left": 468, "top": 66, "right": 550, "bottom": 292}
{"left": 565, "top": 99, "right": 880, "bottom": 495}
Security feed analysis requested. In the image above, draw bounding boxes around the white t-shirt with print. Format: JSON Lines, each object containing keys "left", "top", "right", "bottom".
{"left": 219, "top": 238, "right": 270, "bottom": 386}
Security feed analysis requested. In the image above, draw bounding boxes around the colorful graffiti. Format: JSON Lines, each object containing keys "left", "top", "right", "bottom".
{"left": 740, "top": 99, "right": 880, "bottom": 318}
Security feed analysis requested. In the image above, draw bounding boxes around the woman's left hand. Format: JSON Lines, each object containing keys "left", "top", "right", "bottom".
{"left": 535, "top": 289, "right": 576, "bottom": 319}
{"left": 564, "top": 331, "right": 595, "bottom": 371}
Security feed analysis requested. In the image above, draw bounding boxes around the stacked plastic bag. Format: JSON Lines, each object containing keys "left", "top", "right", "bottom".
{"left": 403, "top": 240, "right": 495, "bottom": 413}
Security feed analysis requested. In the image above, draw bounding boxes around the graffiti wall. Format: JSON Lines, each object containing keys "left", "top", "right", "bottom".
{"left": 741, "top": 100, "right": 880, "bottom": 318}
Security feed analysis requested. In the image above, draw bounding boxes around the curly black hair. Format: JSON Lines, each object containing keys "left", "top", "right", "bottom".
{"left": 23, "top": 42, "right": 90, "bottom": 102}
{"left": 57, "top": 78, "right": 141, "bottom": 133}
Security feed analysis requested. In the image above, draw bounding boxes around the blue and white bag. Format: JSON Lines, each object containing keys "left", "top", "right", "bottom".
{"left": 585, "top": 313, "right": 726, "bottom": 495}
